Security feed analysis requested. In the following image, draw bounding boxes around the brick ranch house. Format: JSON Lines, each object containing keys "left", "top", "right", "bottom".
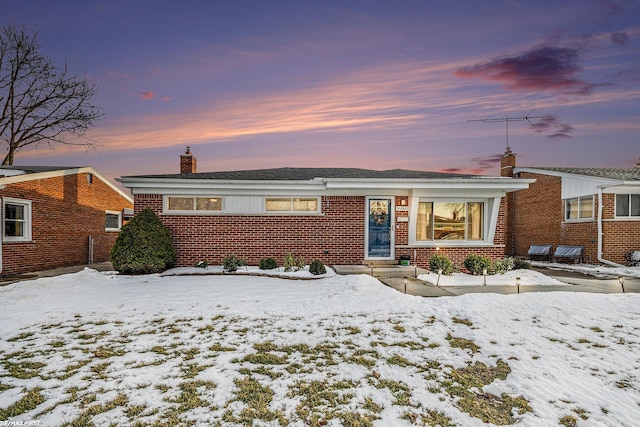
{"left": 117, "top": 149, "right": 533, "bottom": 268}
{"left": 501, "top": 149, "right": 640, "bottom": 266}
{"left": 0, "top": 166, "right": 133, "bottom": 276}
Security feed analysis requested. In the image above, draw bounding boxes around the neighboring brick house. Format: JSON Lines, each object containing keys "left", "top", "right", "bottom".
{"left": 501, "top": 149, "right": 640, "bottom": 265}
{"left": 117, "top": 149, "right": 533, "bottom": 268}
{"left": 0, "top": 166, "right": 133, "bottom": 276}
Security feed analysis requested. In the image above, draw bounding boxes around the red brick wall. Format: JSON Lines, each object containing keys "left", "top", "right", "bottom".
{"left": 138, "top": 195, "right": 366, "bottom": 266}
{"left": 138, "top": 194, "right": 509, "bottom": 269}
{"left": 508, "top": 172, "right": 638, "bottom": 264}
{"left": 1, "top": 173, "right": 132, "bottom": 275}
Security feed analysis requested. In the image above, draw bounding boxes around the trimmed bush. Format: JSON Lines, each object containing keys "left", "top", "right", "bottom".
{"left": 223, "top": 254, "right": 246, "bottom": 272}
{"left": 309, "top": 259, "right": 326, "bottom": 275}
{"left": 110, "top": 208, "right": 177, "bottom": 274}
{"left": 464, "top": 254, "right": 493, "bottom": 275}
{"left": 429, "top": 254, "right": 455, "bottom": 275}
{"left": 259, "top": 257, "right": 278, "bottom": 270}
{"left": 492, "top": 257, "right": 515, "bottom": 274}
{"left": 513, "top": 258, "right": 531, "bottom": 270}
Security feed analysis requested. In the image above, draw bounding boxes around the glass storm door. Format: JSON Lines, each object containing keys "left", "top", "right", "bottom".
{"left": 367, "top": 198, "right": 393, "bottom": 259}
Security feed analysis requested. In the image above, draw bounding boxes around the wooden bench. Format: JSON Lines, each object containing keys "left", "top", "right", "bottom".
{"left": 527, "top": 244, "right": 553, "bottom": 261}
{"left": 553, "top": 245, "right": 584, "bottom": 264}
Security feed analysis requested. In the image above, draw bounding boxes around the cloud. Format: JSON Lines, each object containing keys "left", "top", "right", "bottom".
{"left": 529, "top": 115, "right": 574, "bottom": 139}
{"left": 611, "top": 32, "right": 631, "bottom": 46}
{"left": 455, "top": 46, "right": 596, "bottom": 95}
{"left": 138, "top": 91, "right": 155, "bottom": 100}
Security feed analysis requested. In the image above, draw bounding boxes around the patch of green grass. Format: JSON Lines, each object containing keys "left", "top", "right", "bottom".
{"left": 93, "top": 346, "right": 125, "bottom": 359}
{"left": 446, "top": 333, "right": 480, "bottom": 353}
{"left": 7, "top": 331, "right": 36, "bottom": 342}
{"left": 180, "top": 362, "right": 207, "bottom": 379}
{"left": 373, "top": 379, "right": 411, "bottom": 406}
{"left": 0, "top": 383, "right": 13, "bottom": 392}
{"left": 3, "top": 360, "right": 46, "bottom": 379}
{"left": 403, "top": 409, "right": 456, "bottom": 426}
{"left": 590, "top": 326, "right": 604, "bottom": 333}
{"left": 452, "top": 317, "right": 473, "bottom": 327}
{"left": 242, "top": 352, "right": 287, "bottom": 365}
{"left": 226, "top": 376, "right": 286, "bottom": 425}
{"left": 393, "top": 324, "right": 406, "bottom": 333}
{"left": 166, "top": 380, "right": 216, "bottom": 412}
{"left": 441, "top": 360, "right": 531, "bottom": 425}
{"left": 89, "top": 361, "right": 110, "bottom": 380}
{"left": 209, "top": 342, "right": 237, "bottom": 352}
{"left": 0, "top": 387, "right": 45, "bottom": 420}
{"left": 387, "top": 354, "right": 416, "bottom": 368}
{"left": 559, "top": 415, "right": 578, "bottom": 426}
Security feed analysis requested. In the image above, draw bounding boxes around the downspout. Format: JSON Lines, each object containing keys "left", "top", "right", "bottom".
{"left": 597, "top": 186, "right": 625, "bottom": 267}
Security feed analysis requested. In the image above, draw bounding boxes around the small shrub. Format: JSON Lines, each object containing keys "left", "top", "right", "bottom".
{"left": 492, "top": 257, "right": 515, "bottom": 274}
{"left": 259, "top": 257, "right": 278, "bottom": 270}
{"left": 283, "top": 253, "right": 297, "bottom": 272}
{"left": 513, "top": 258, "right": 531, "bottom": 270}
{"left": 463, "top": 254, "right": 492, "bottom": 275}
{"left": 223, "top": 254, "right": 246, "bottom": 272}
{"left": 429, "top": 254, "right": 455, "bottom": 275}
{"left": 195, "top": 260, "right": 208, "bottom": 269}
{"left": 110, "top": 208, "right": 177, "bottom": 274}
{"left": 309, "top": 259, "right": 326, "bottom": 275}
{"left": 296, "top": 256, "right": 305, "bottom": 270}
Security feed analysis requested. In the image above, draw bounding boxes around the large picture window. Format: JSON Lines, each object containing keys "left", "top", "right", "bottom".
{"left": 166, "top": 196, "right": 222, "bottom": 212}
{"left": 616, "top": 194, "right": 640, "bottom": 217}
{"left": 565, "top": 196, "right": 593, "bottom": 220}
{"left": 416, "top": 201, "right": 483, "bottom": 241}
{"left": 3, "top": 198, "right": 32, "bottom": 242}
{"left": 265, "top": 197, "right": 319, "bottom": 212}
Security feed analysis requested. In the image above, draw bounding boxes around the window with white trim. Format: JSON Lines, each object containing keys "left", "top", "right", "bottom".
{"left": 416, "top": 201, "right": 483, "bottom": 241}
{"left": 615, "top": 194, "right": 640, "bottom": 217}
{"left": 166, "top": 196, "right": 222, "bottom": 212}
{"left": 265, "top": 197, "right": 319, "bottom": 212}
{"left": 565, "top": 196, "right": 594, "bottom": 220}
{"left": 3, "top": 198, "right": 32, "bottom": 242}
{"left": 105, "top": 211, "right": 122, "bottom": 231}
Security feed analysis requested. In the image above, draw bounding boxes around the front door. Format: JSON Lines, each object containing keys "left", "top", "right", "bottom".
{"left": 366, "top": 197, "right": 394, "bottom": 260}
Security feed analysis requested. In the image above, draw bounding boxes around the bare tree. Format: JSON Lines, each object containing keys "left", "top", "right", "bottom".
{"left": 0, "top": 25, "right": 102, "bottom": 165}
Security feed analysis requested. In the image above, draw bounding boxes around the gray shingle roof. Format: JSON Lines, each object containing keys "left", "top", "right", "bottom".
{"left": 0, "top": 165, "right": 84, "bottom": 176}
{"left": 122, "top": 167, "right": 482, "bottom": 180}
{"left": 527, "top": 167, "right": 640, "bottom": 181}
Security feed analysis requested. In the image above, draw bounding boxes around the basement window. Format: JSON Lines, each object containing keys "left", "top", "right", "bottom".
{"left": 3, "top": 198, "right": 32, "bottom": 242}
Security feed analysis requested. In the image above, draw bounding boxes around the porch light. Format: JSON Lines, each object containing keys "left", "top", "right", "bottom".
{"left": 516, "top": 276, "right": 521, "bottom": 294}
{"left": 482, "top": 268, "right": 487, "bottom": 286}
{"left": 619, "top": 276, "right": 625, "bottom": 293}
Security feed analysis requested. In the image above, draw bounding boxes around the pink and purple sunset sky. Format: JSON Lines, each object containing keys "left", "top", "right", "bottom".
{"left": 3, "top": 0, "right": 639, "bottom": 184}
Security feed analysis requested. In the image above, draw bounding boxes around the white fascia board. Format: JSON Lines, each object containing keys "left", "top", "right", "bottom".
{"left": 117, "top": 178, "right": 327, "bottom": 195}
{"left": 0, "top": 167, "right": 133, "bottom": 203}
{"left": 325, "top": 178, "right": 533, "bottom": 192}
{"left": 514, "top": 167, "right": 621, "bottom": 184}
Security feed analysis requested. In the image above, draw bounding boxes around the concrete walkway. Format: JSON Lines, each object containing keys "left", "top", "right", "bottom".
{"left": 333, "top": 265, "right": 640, "bottom": 297}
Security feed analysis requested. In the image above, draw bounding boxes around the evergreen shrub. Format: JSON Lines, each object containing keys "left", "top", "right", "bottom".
{"left": 110, "top": 208, "right": 177, "bottom": 274}
{"left": 463, "top": 254, "right": 493, "bottom": 275}
{"left": 259, "top": 257, "right": 278, "bottom": 270}
{"left": 429, "top": 254, "right": 455, "bottom": 275}
{"left": 309, "top": 259, "right": 326, "bottom": 275}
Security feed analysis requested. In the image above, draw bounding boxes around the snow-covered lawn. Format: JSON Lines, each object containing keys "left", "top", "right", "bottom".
{"left": 1, "top": 268, "right": 639, "bottom": 426}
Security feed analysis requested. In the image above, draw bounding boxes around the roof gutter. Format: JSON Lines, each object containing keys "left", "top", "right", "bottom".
{"left": 597, "top": 184, "right": 625, "bottom": 268}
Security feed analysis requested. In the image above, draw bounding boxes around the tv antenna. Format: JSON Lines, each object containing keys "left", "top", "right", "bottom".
{"left": 468, "top": 110, "right": 547, "bottom": 150}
